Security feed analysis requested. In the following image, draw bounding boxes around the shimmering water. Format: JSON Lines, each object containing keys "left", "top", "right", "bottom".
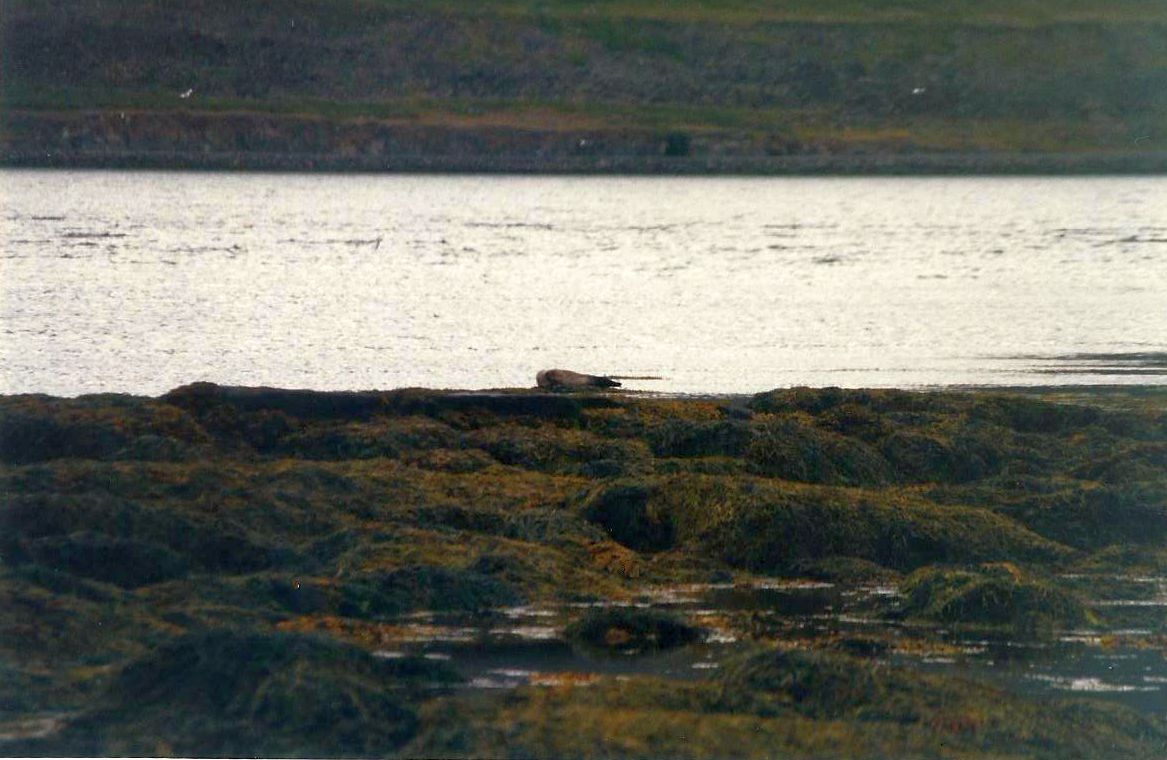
{"left": 367, "top": 578, "right": 1167, "bottom": 717}
{"left": 2, "top": 170, "right": 1164, "bottom": 396}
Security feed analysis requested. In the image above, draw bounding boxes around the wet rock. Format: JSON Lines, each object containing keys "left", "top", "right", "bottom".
{"left": 566, "top": 607, "right": 701, "bottom": 654}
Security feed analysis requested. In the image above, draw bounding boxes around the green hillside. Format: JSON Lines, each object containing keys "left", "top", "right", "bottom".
{"left": 2, "top": 0, "right": 1165, "bottom": 171}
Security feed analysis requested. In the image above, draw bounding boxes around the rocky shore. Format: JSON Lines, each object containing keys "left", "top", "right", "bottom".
{"left": 5, "top": 109, "right": 1166, "bottom": 175}
{"left": 2, "top": 382, "right": 1165, "bottom": 757}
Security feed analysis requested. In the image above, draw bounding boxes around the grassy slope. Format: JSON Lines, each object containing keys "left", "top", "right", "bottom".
{"left": 2, "top": 0, "right": 1166, "bottom": 162}
{"left": 2, "top": 384, "right": 1166, "bottom": 756}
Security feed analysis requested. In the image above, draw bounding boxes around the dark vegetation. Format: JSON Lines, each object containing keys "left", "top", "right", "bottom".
{"left": 1, "top": 383, "right": 1165, "bottom": 756}
{"left": 50, "top": 629, "right": 460, "bottom": 757}
{"left": 414, "top": 648, "right": 1167, "bottom": 759}
{"left": 2, "top": 0, "right": 1166, "bottom": 171}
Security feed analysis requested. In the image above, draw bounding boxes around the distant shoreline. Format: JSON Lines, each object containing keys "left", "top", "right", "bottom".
{"left": 5, "top": 148, "right": 1166, "bottom": 176}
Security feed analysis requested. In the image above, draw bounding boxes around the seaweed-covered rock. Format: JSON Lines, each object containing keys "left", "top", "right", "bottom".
{"left": 747, "top": 419, "right": 893, "bottom": 486}
{"left": 718, "top": 647, "right": 890, "bottom": 718}
{"left": 787, "top": 556, "right": 900, "bottom": 584}
{"left": 818, "top": 402, "right": 892, "bottom": 441}
{"left": 750, "top": 387, "right": 941, "bottom": 417}
{"left": 566, "top": 607, "right": 701, "bottom": 654}
{"left": 23, "top": 533, "right": 189, "bottom": 588}
{"left": 279, "top": 417, "right": 461, "bottom": 460}
{"left": 465, "top": 424, "right": 648, "bottom": 473}
{"left": 580, "top": 482, "right": 675, "bottom": 552}
{"left": 0, "top": 395, "right": 207, "bottom": 463}
{"left": 994, "top": 483, "right": 1167, "bottom": 550}
{"left": 646, "top": 418, "right": 752, "bottom": 458}
{"left": 337, "top": 565, "right": 523, "bottom": 618}
{"left": 969, "top": 394, "right": 1102, "bottom": 434}
{"left": 901, "top": 563, "right": 1090, "bottom": 630}
{"left": 1, "top": 492, "right": 299, "bottom": 576}
{"left": 644, "top": 474, "right": 1070, "bottom": 573}
{"left": 49, "top": 629, "right": 460, "bottom": 757}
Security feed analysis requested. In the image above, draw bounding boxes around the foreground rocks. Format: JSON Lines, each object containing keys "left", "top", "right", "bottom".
{"left": 2, "top": 383, "right": 1165, "bottom": 757}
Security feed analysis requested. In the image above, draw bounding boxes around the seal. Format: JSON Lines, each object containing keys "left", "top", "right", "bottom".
{"left": 536, "top": 369, "right": 622, "bottom": 391}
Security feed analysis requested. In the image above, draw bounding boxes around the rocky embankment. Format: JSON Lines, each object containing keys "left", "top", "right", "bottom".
{"left": 6, "top": 109, "right": 1166, "bottom": 174}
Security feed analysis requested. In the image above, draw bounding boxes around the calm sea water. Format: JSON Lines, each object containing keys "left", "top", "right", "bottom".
{"left": 1, "top": 170, "right": 1164, "bottom": 396}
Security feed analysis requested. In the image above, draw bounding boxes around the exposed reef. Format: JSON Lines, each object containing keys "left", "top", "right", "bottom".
{"left": 2, "top": 383, "right": 1165, "bottom": 757}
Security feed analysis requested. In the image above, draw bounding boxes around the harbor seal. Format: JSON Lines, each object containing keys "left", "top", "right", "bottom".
{"left": 536, "top": 369, "right": 621, "bottom": 391}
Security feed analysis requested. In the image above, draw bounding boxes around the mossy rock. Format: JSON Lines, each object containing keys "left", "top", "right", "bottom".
{"left": 901, "top": 563, "right": 1091, "bottom": 630}
{"left": 465, "top": 424, "right": 648, "bottom": 473}
{"left": 969, "top": 394, "right": 1103, "bottom": 434}
{"left": 278, "top": 417, "right": 461, "bottom": 460}
{"left": 644, "top": 474, "right": 1070, "bottom": 573}
{"left": 994, "top": 483, "right": 1167, "bottom": 550}
{"left": 818, "top": 402, "right": 893, "bottom": 441}
{"left": 580, "top": 481, "right": 675, "bottom": 552}
{"left": 1, "top": 492, "right": 299, "bottom": 576}
{"left": 337, "top": 565, "right": 523, "bottom": 618}
{"left": 750, "top": 387, "right": 944, "bottom": 417}
{"left": 787, "top": 556, "right": 900, "bottom": 584}
{"left": 566, "top": 607, "right": 701, "bottom": 654}
{"left": 1075, "top": 442, "right": 1167, "bottom": 484}
{"left": 646, "top": 418, "right": 752, "bottom": 458}
{"left": 747, "top": 418, "right": 893, "bottom": 486}
{"left": 22, "top": 532, "right": 189, "bottom": 588}
{"left": 0, "top": 394, "right": 207, "bottom": 464}
{"left": 880, "top": 431, "right": 968, "bottom": 483}
{"left": 718, "top": 647, "right": 894, "bottom": 719}
{"left": 47, "top": 628, "right": 460, "bottom": 757}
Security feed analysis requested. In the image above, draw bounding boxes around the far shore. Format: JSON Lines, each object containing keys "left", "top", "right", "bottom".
{"left": 5, "top": 148, "right": 1167, "bottom": 176}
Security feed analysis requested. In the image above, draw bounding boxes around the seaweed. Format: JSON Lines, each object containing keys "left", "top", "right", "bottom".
{"left": 580, "top": 482, "right": 675, "bottom": 552}
{"left": 3, "top": 383, "right": 1165, "bottom": 758}
{"left": 37, "top": 628, "right": 460, "bottom": 757}
{"left": 900, "top": 563, "right": 1091, "bottom": 630}
{"left": 746, "top": 418, "right": 893, "bottom": 486}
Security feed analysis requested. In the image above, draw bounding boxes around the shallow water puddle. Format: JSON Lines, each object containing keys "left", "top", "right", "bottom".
{"left": 0, "top": 714, "right": 72, "bottom": 743}
{"left": 371, "top": 577, "right": 1167, "bottom": 717}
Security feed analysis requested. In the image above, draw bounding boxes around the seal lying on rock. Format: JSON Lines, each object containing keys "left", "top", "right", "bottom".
{"left": 536, "top": 369, "right": 622, "bottom": 391}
